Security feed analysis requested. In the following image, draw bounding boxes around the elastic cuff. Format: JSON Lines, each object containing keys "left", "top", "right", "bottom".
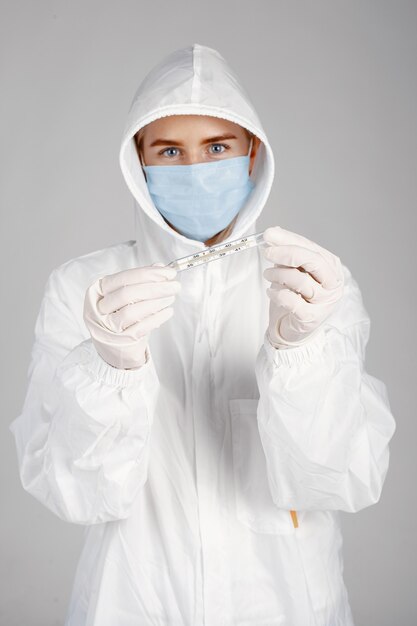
{"left": 79, "top": 340, "right": 152, "bottom": 387}
{"left": 263, "top": 327, "right": 327, "bottom": 367}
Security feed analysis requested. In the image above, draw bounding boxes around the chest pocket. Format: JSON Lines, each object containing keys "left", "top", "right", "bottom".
{"left": 229, "top": 398, "right": 297, "bottom": 535}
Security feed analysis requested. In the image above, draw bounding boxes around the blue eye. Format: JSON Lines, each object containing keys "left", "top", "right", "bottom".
{"left": 209, "top": 143, "right": 228, "bottom": 154}
{"left": 161, "top": 147, "right": 180, "bottom": 157}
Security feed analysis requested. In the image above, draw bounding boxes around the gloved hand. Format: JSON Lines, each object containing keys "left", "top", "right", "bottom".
{"left": 262, "top": 226, "right": 344, "bottom": 349}
{"left": 83, "top": 263, "right": 181, "bottom": 369}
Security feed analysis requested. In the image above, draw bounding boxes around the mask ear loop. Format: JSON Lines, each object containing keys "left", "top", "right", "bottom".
{"left": 247, "top": 136, "right": 254, "bottom": 178}
{"left": 247, "top": 136, "right": 253, "bottom": 157}
{"left": 137, "top": 143, "right": 147, "bottom": 180}
{"left": 134, "top": 133, "right": 147, "bottom": 178}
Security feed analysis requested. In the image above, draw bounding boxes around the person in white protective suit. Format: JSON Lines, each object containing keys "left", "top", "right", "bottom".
{"left": 9, "top": 43, "right": 396, "bottom": 626}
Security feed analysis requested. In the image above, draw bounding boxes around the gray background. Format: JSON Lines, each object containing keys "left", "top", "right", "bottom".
{"left": 1, "top": 1, "right": 415, "bottom": 624}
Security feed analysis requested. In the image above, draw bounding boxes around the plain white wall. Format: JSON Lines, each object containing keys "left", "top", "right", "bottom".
{"left": 1, "top": 1, "right": 416, "bottom": 624}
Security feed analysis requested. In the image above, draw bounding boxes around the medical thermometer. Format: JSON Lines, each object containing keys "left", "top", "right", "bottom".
{"left": 168, "top": 231, "right": 267, "bottom": 272}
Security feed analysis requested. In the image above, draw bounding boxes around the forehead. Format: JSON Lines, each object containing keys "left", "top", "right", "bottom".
{"left": 141, "top": 114, "right": 248, "bottom": 139}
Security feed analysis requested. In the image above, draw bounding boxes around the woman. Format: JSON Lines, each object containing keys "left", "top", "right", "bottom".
{"left": 10, "top": 43, "right": 396, "bottom": 625}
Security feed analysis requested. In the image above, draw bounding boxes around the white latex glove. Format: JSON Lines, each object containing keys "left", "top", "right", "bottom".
{"left": 83, "top": 263, "right": 181, "bottom": 369}
{"left": 262, "top": 226, "right": 344, "bottom": 349}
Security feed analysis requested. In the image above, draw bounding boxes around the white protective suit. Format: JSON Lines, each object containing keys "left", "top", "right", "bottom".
{"left": 9, "top": 43, "right": 396, "bottom": 626}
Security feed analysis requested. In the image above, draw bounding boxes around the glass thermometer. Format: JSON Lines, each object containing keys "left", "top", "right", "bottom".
{"left": 167, "top": 231, "right": 267, "bottom": 272}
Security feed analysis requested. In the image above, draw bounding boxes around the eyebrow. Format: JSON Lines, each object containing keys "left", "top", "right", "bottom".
{"left": 148, "top": 133, "right": 238, "bottom": 147}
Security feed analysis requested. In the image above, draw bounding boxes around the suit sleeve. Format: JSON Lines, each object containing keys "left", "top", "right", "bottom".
{"left": 255, "top": 266, "right": 396, "bottom": 513}
{"left": 9, "top": 267, "right": 160, "bottom": 525}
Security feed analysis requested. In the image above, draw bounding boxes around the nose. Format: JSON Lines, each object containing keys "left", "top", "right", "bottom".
{"left": 181, "top": 151, "right": 208, "bottom": 165}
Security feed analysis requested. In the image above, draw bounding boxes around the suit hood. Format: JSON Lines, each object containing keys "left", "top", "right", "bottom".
{"left": 119, "top": 43, "right": 275, "bottom": 266}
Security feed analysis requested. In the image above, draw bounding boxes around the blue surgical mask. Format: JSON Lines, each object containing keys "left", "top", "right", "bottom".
{"left": 141, "top": 140, "right": 255, "bottom": 242}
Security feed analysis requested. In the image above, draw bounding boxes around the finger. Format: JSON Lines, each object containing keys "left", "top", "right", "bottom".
{"left": 266, "top": 285, "right": 310, "bottom": 317}
{"left": 263, "top": 244, "right": 339, "bottom": 289}
{"left": 100, "top": 264, "right": 177, "bottom": 295}
{"left": 107, "top": 295, "right": 176, "bottom": 332}
{"left": 124, "top": 306, "right": 174, "bottom": 339}
{"left": 263, "top": 265, "right": 325, "bottom": 302}
{"left": 98, "top": 280, "right": 181, "bottom": 315}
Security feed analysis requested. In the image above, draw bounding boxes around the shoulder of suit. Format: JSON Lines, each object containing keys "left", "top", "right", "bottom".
{"left": 329, "top": 261, "right": 371, "bottom": 331}
{"left": 45, "top": 240, "right": 138, "bottom": 300}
